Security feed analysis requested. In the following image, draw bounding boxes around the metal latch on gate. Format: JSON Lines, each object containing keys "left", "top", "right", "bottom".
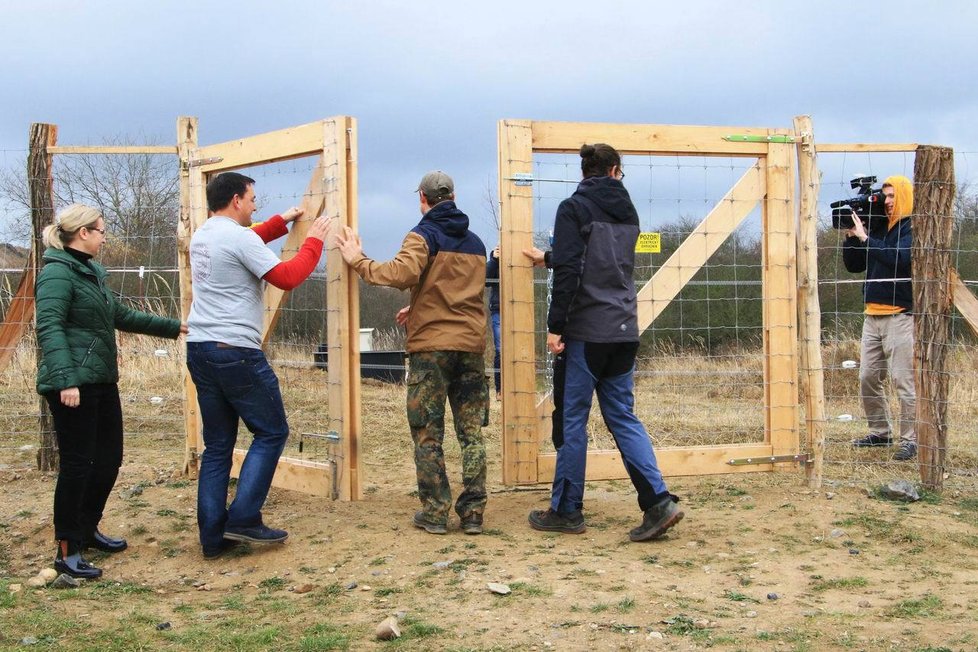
{"left": 723, "top": 134, "right": 798, "bottom": 144}
{"left": 186, "top": 156, "right": 224, "bottom": 168}
{"left": 726, "top": 453, "right": 811, "bottom": 466}
{"left": 510, "top": 173, "right": 534, "bottom": 186}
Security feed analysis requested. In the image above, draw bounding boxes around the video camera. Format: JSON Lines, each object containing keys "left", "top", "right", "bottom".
{"left": 830, "top": 175, "right": 887, "bottom": 231}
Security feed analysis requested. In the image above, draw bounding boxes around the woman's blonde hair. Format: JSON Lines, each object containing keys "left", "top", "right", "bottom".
{"left": 42, "top": 204, "right": 103, "bottom": 250}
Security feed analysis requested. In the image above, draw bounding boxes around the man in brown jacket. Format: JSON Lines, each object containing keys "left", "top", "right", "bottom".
{"left": 335, "top": 171, "right": 488, "bottom": 535}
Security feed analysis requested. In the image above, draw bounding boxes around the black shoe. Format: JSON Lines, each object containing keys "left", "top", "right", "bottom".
{"left": 85, "top": 529, "right": 128, "bottom": 553}
{"left": 460, "top": 513, "right": 483, "bottom": 535}
{"left": 412, "top": 511, "right": 447, "bottom": 535}
{"left": 527, "top": 508, "right": 585, "bottom": 534}
{"left": 54, "top": 540, "right": 103, "bottom": 579}
{"left": 852, "top": 432, "right": 892, "bottom": 448}
{"left": 203, "top": 538, "right": 243, "bottom": 559}
{"left": 893, "top": 442, "right": 917, "bottom": 461}
{"left": 223, "top": 523, "right": 288, "bottom": 545}
{"left": 630, "top": 494, "right": 684, "bottom": 542}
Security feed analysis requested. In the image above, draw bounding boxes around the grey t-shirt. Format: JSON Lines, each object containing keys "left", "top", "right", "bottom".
{"left": 187, "top": 216, "right": 281, "bottom": 349}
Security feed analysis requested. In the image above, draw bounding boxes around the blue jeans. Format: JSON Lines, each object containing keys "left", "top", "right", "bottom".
{"left": 186, "top": 342, "right": 289, "bottom": 552}
{"left": 551, "top": 339, "right": 668, "bottom": 514}
{"left": 490, "top": 310, "right": 501, "bottom": 394}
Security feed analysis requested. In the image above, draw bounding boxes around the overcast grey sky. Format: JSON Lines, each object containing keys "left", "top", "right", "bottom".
{"left": 2, "top": 0, "right": 975, "bottom": 257}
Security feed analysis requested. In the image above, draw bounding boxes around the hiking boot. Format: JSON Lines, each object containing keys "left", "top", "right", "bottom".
{"left": 223, "top": 523, "right": 288, "bottom": 545}
{"left": 202, "top": 538, "right": 243, "bottom": 559}
{"left": 893, "top": 442, "right": 917, "bottom": 461}
{"left": 527, "top": 508, "right": 585, "bottom": 534}
{"left": 460, "top": 513, "right": 483, "bottom": 535}
{"left": 852, "top": 432, "right": 892, "bottom": 448}
{"left": 413, "top": 511, "right": 447, "bottom": 535}
{"left": 629, "top": 494, "right": 684, "bottom": 542}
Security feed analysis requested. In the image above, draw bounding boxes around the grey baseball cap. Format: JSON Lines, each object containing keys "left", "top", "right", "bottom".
{"left": 416, "top": 170, "right": 454, "bottom": 200}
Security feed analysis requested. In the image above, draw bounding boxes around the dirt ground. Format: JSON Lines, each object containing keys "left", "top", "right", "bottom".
{"left": 3, "top": 387, "right": 978, "bottom": 651}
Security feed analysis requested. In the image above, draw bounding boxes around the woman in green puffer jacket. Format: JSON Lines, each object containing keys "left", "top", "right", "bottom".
{"left": 35, "top": 204, "right": 187, "bottom": 579}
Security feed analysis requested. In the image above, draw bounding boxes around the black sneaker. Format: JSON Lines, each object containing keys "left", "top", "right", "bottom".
{"left": 893, "top": 442, "right": 917, "bottom": 461}
{"left": 629, "top": 494, "right": 684, "bottom": 542}
{"left": 460, "top": 513, "right": 483, "bottom": 535}
{"left": 413, "top": 511, "right": 447, "bottom": 535}
{"left": 852, "top": 433, "right": 892, "bottom": 448}
{"left": 223, "top": 524, "right": 288, "bottom": 545}
{"left": 527, "top": 508, "right": 585, "bottom": 534}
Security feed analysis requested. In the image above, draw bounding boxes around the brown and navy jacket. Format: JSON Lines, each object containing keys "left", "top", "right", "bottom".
{"left": 349, "top": 201, "right": 487, "bottom": 354}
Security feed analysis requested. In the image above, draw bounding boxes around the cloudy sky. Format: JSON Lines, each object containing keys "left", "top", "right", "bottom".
{"left": 1, "top": 0, "right": 975, "bottom": 257}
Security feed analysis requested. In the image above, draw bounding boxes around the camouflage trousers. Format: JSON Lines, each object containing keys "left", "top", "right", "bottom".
{"left": 406, "top": 351, "right": 488, "bottom": 524}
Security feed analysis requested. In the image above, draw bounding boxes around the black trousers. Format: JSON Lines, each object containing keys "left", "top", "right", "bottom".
{"left": 45, "top": 383, "right": 124, "bottom": 542}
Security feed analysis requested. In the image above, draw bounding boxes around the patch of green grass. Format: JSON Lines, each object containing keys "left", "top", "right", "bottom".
{"left": 958, "top": 497, "right": 978, "bottom": 512}
{"left": 590, "top": 602, "right": 610, "bottom": 613}
{"left": 369, "top": 556, "right": 387, "bottom": 566}
{"left": 810, "top": 576, "right": 869, "bottom": 592}
{"left": 222, "top": 595, "right": 246, "bottom": 610}
{"left": 616, "top": 597, "right": 635, "bottom": 613}
{"left": 641, "top": 554, "right": 659, "bottom": 564}
{"left": 258, "top": 576, "right": 287, "bottom": 592}
{"left": 725, "top": 485, "right": 749, "bottom": 496}
{"left": 663, "top": 614, "right": 697, "bottom": 636}
{"left": 0, "top": 582, "right": 15, "bottom": 609}
{"left": 399, "top": 615, "right": 444, "bottom": 639}
{"left": 130, "top": 524, "right": 147, "bottom": 536}
{"left": 375, "top": 587, "right": 402, "bottom": 597}
{"left": 887, "top": 593, "right": 943, "bottom": 619}
{"left": 723, "top": 589, "right": 760, "bottom": 603}
{"left": 14, "top": 509, "right": 33, "bottom": 518}
{"left": 167, "top": 480, "right": 190, "bottom": 489}
{"left": 436, "top": 545, "right": 455, "bottom": 555}
{"left": 156, "top": 508, "right": 179, "bottom": 517}
{"left": 299, "top": 622, "right": 350, "bottom": 650}
{"left": 509, "top": 582, "right": 551, "bottom": 597}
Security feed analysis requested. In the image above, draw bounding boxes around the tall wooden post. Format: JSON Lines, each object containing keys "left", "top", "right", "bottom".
{"left": 176, "top": 117, "right": 201, "bottom": 475}
{"left": 793, "top": 116, "right": 826, "bottom": 488}
{"left": 913, "top": 145, "right": 955, "bottom": 491}
{"left": 28, "top": 123, "right": 58, "bottom": 471}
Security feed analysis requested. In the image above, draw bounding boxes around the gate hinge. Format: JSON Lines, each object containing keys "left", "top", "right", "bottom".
{"left": 727, "top": 453, "right": 811, "bottom": 466}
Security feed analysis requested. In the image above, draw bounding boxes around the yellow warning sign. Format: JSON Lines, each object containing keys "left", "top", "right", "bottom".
{"left": 635, "top": 232, "right": 661, "bottom": 253}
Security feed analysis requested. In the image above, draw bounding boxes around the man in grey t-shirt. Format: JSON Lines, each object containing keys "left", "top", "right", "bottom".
{"left": 187, "top": 171, "right": 330, "bottom": 559}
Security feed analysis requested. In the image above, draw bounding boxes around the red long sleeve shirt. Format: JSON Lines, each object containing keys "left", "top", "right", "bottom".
{"left": 251, "top": 215, "right": 324, "bottom": 290}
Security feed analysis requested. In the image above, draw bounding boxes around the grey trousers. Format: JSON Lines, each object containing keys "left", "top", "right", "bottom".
{"left": 859, "top": 313, "right": 916, "bottom": 444}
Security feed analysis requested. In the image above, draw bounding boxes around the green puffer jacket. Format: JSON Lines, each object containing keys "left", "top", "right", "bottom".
{"left": 35, "top": 247, "right": 182, "bottom": 395}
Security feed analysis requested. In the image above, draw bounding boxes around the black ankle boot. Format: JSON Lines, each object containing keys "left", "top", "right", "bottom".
{"left": 85, "top": 529, "right": 128, "bottom": 553}
{"left": 54, "top": 540, "right": 103, "bottom": 579}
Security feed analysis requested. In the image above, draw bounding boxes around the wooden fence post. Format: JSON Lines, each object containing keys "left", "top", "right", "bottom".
{"left": 28, "top": 123, "right": 58, "bottom": 471}
{"left": 793, "top": 116, "right": 826, "bottom": 488}
{"left": 913, "top": 145, "right": 955, "bottom": 491}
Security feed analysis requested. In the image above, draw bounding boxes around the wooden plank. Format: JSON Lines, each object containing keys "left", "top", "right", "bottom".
{"left": 194, "top": 120, "right": 327, "bottom": 173}
{"left": 0, "top": 251, "right": 34, "bottom": 374}
{"left": 793, "top": 116, "right": 826, "bottom": 488}
{"left": 176, "top": 117, "right": 202, "bottom": 475}
{"left": 324, "top": 117, "right": 362, "bottom": 501}
{"left": 48, "top": 145, "right": 177, "bottom": 155}
{"left": 763, "top": 142, "right": 800, "bottom": 461}
{"left": 231, "top": 450, "right": 333, "bottom": 497}
{"left": 531, "top": 121, "right": 785, "bottom": 156}
{"left": 636, "top": 165, "right": 764, "bottom": 331}
{"left": 498, "top": 119, "right": 539, "bottom": 484}
{"left": 260, "top": 153, "right": 327, "bottom": 344}
{"left": 951, "top": 269, "right": 978, "bottom": 337}
{"left": 537, "top": 444, "right": 779, "bottom": 481}
{"left": 816, "top": 143, "right": 918, "bottom": 153}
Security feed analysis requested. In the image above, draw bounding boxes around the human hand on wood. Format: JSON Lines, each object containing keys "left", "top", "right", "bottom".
{"left": 333, "top": 226, "right": 363, "bottom": 264}
{"left": 523, "top": 246, "right": 546, "bottom": 267}
{"left": 306, "top": 215, "right": 333, "bottom": 243}
{"left": 281, "top": 206, "right": 304, "bottom": 223}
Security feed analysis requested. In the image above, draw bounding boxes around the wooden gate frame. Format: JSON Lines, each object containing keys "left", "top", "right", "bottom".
{"left": 497, "top": 119, "right": 799, "bottom": 485}
{"left": 177, "top": 116, "right": 362, "bottom": 500}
